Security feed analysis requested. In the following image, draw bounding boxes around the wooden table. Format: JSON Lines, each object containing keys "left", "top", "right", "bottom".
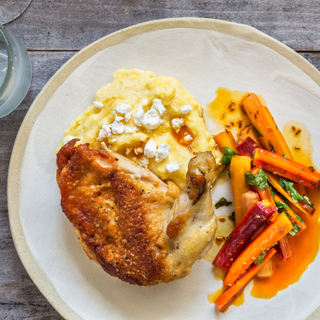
{"left": 1, "top": 1, "right": 320, "bottom": 318}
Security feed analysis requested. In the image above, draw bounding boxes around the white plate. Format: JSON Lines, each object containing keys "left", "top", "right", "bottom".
{"left": 8, "top": 18, "right": 320, "bottom": 320}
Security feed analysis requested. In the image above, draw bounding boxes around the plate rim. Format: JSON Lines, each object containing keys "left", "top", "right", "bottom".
{"left": 7, "top": 17, "right": 320, "bottom": 320}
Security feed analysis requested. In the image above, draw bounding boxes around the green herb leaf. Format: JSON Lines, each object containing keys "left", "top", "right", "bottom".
{"left": 245, "top": 169, "right": 268, "bottom": 190}
{"left": 254, "top": 252, "right": 267, "bottom": 265}
{"left": 215, "top": 197, "right": 232, "bottom": 209}
{"left": 269, "top": 187, "right": 275, "bottom": 199}
{"left": 283, "top": 154, "right": 289, "bottom": 159}
{"left": 229, "top": 211, "right": 235, "bottom": 222}
{"left": 222, "top": 147, "right": 236, "bottom": 165}
{"left": 253, "top": 126, "right": 263, "bottom": 137}
{"left": 289, "top": 222, "right": 300, "bottom": 236}
{"left": 275, "top": 201, "right": 290, "bottom": 211}
{"left": 279, "top": 178, "right": 314, "bottom": 206}
{"left": 295, "top": 214, "right": 305, "bottom": 225}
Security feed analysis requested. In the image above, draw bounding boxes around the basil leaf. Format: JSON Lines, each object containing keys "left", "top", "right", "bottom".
{"left": 229, "top": 211, "right": 235, "bottom": 222}
{"left": 279, "top": 178, "right": 314, "bottom": 206}
{"left": 254, "top": 252, "right": 267, "bottom": 265}
{"left": 289, "top": 222, "right": 300, "bottom": 236}
{"left": 295, "top": 214, "right": 305, "bottom": 225}
{"left": 275, "top": 201, "right": 290, "bottom": 211}
{"left": 222, "top": 147, "right": 236, "bottom": 165}
{"left": 245, "top": 169, "right": 268, "bottom": 190}
{"left": 215, "top": 197, "right": 232, "bottom": 209}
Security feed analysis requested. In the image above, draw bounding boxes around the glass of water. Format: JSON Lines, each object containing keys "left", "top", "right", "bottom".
{"left": 0, "top": 25, "right": 32, "bottom": 118}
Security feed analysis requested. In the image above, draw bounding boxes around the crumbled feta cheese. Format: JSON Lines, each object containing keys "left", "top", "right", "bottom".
{"left": 125, "top": 148, "right": 132, "bottom": 156}
{"left": 113, "top": 104, "right": 132, "bottom": 115}
{"left": 101, "top": 142, "right": 110, "bottom": 151}
{"left": 98, "top": 125, "right": 112, "bottom": 140}
{"left": 93, "top": 101, "right": 103, "bottom": 108}
{"left": 134, "top": 147, "right": 144, "bottom": 155}
{"left": 63, "top": 136, "right": 78, "bottom": 145}
{"left": 155, "top": 143, "right": 171, "bottom": 162}
{"left": 134, "top": 105, "right": 144, "bottom": 127}
{"left": 115, "top": 116, "right": 124, "bottom": 122}
{"left": 181, "top": 105, "right": 193, "bottom": 114}
{"left": 124, "top": 112, "right": 132, "bottom": 122}
{"left": 140, "top": 157, "right": 149, "bottom": 168}
{"left": 111, "top": 120, "right": 125, "bottom": 134}
{"left": 166, "top": 163, "right": 180, "bottom": 173}
{"left": 110, "top": 138, "right": 117, "bottom": 143}
{"left": 142, "top": 108, "right": 162, "bottom": 130}
{"left": 171, "top": 118, "right": 185, "bottom": 133}
{"left": 144, "top": 140, "right": 157, "bottom": 158}
{"left": 124, "top": 126, "right": 138, "bottom": 134}
{"left": 184, "top": 134, "right": 193, "bottom": 142}
{"left": 152, "top": 99, "right": 166, "bottom": 116}
{"left": 141, "top": 98, "right": 148, "bottom": 106}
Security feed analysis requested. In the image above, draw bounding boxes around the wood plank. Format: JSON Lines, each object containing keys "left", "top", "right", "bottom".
{"left": 5, "top": 0, "right": 320, "bottom": 51}
{"left": 0, "top": 50, "right": 320, "bottom": 319}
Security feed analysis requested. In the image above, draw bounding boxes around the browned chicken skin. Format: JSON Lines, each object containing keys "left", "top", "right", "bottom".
{"left": 56, "top": 139, "right": 217, "bottom": 286}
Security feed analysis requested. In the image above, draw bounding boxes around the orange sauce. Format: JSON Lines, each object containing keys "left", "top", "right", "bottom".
{"left": 206, "top": 88, "right": 250, "bottom": 135}
{"left": 251, "top": 120, "right": 320, "bottom": 298}
{"left": 171, "top": 123, "right": 194, "bottom": 146}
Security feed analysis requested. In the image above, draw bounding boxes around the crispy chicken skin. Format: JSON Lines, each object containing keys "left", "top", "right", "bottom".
{"left": 56, "top": 139, "right": 217, "bottom": 286}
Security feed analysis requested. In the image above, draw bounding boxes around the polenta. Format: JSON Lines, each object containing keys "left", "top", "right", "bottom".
{"left": 60, "top": 69, "right": 222, "bottom": 189}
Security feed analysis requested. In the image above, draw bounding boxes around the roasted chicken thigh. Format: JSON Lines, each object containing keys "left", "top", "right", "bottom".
{"left": 56, "top": 139, "right": 217, "bottom": 286}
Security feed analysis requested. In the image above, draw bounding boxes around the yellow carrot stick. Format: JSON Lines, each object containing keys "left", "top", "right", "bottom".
{"left": 230, "top": 155, "right": 252, "bottom": 224}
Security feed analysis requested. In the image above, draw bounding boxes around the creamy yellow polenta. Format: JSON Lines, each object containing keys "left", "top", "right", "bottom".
{"left": 60, "top": 69, "right": 222, "bottom": 189}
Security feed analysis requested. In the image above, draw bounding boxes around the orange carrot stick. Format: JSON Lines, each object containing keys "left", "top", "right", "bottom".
{"left": 242, "top": 94, "right": 293, "bottom": 159}
{"left": 237, "top": 124, "right": 261, "bottom": 146}
{"left": 215, "top": 249, "right": 276, "bottom": 312}
{"left": 214, "top": 130, "right": 238, "bottom": 154}
{"left": 253, "top": 148, "right": 320, "bottom": 191}
{"left": 230, "top": 156, "right": 252, "bottom": 224}
{"left": 223, "top": 212, "right": 292, "bottom": 286}
{"left": 265, "top": 171, "right": 315, "bottom": 216}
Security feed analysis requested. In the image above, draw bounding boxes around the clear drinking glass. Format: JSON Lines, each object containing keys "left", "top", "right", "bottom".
{"left": 0, "top": 0, "right": 33, "bottom": 25}
{"left": 0, "top": 25, "right": 32, "bottom": 118}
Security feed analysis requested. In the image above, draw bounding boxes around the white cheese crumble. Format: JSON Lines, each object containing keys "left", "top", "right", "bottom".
{"left": 184, "top": 134, "right": 193, "bottom": 142}
{"left": 166, "top": 163, "right": 180, "bottom": 173}
{"left": 113, "top": 104, "right": 132, "bottom": 115}
{"left": 93, "top": 101, "right": 103, "bottom": 108}
{"left": 181, "top": 105, "right": 193, "bottom": 114}
{"left": 171, "top": 118, "right": 185, "bottom": 133}
{"left": 124, "top": 126, "right": 138, "bottom": 134}
{"left": 115, "top": 115, "right": 124, "bottom": 122}
{"left": 141, "top": 108, "right": 163, "bottom": 130}
{"left": 111, "top": 120, "right": 125, "bottom": 134}
{"left": 152, "top": 99, "right": 166, "bottom": 116}
{"left": 144, "top": 140, "right": 157, "bottom": 158}
{"left": 110, "top": 138, "right": 117, "bottom": 143}
{"left": 124, "top": 112, "right": 132, "bottom": 122}
{"left": 63, "top": 136, "right": 78, "bottom": 145}
{"left": 155, "top": 143, "right": 171, "bottom": 162}
{"left": 134, "top": 105, "right": 144, "bottom": 127}
{"left": 98, "top": 124, "right": 112, "bottom": 140}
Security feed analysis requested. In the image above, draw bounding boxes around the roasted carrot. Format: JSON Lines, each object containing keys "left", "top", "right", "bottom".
{"left": 214, "top": 130, "right": 238, "bottom": 154}
{"left": 213, "top": 200, "right": 277, "bottom": 270}
{"left": 215, "top": 249, "right": 276, "bottom": 312}
{"left": 223, "top": 212, "right": 292, "bottom": 286}
{"left": 253, "top": 148, "right": 320, "bottom": 191}
{"left": 230, "top": 156, "right": 252, "bottom": 224}
{"left": 273, "top": 193, "right": 306, "bottom": 235}
{"left": 242, "top": 191, "right": 260, "bottom": 216}
{"left": 242, "top": 94, "right": 293, "bottom": 159}
{"left": 237, "top": 124, "right": 261, "bottom": 146}
{"left": 265, "top": 171, "right": 315, "bottom": 216}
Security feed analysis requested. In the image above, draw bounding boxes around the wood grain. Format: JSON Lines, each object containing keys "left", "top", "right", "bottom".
{"left": 1, "top": 1, "right": 320, "bottom": 318}
{"left": 5, "top": 0, "right": 320, "bottom": 51}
